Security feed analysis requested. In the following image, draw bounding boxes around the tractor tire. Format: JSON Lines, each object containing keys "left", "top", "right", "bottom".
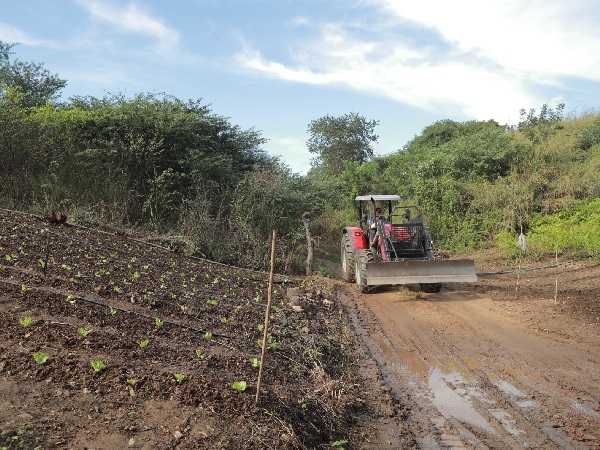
{"left": 355, "top": 249, "right": 374, "bottom": 294}
{"left": 340, "top": 234, "right": 356, "bottom": 283}
{"left": 420, "top": 282, "right": 442, "bottom": 293}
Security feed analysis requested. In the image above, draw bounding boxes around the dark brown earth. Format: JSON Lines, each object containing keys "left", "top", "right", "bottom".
{"left": 331, "top": 251, "right": 599, "bottom": 449}
{"left": 1, "top": 209, "right": 599, "bottom": 449}
{"left": 1, "top": 210, "right": 402, "bottom": 449}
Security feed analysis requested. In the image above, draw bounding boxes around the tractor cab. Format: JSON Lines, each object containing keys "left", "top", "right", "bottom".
{"left": 342, "top": 194, "right": 477, "bottom": 293}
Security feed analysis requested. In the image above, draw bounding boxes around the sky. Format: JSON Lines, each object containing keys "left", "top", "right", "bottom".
{"left": 1, "top": 0, "right": 599, "bottom": 174}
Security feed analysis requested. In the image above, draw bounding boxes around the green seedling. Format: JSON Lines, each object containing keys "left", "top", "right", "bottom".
{"left": 220, "top": 317, "right": 228, "bottom": 324}
{"left": 33, "top": 352, "right": 50, "bottom": 365}
{"left": 138, "top": 339, "right": 149, "bottom": 348}
{"left": 109, "top": 306, "right": 117, "bottom": 315}
{"left": 38, "top": 259, "right": 46, "bottom": 268}
{"left": 19, "top": 316, "right": 32, "bottom": 327}
{"left": 251, "top": 357, "right": 260, "bottom": 369}
{"left": 231, "top": 381, "right": 247, "bottom": 392}
{"left": 298, "top": 397, "right": 308, "bottom": 413}
{"left": 331, "top": 440, "right": 348, "bottom": 449}
{"left": 77, "top": 327, "right": 93, "bottom": 337}
{"left": 113, "top": 286, "right": 122, "bottom": 294}
{"left": 91, "top": 360, "right": 106, "bottom": 372}
{"left": 66, "top": 295, "right": 77, "bottom": 304}
{"left": 21, "top": 284, "right": 32, "bottom": 292}
{"left": 257, "top": 335, "right": 283, "bottom": 350}
{"left": 174, "top": 373, "right": 186, "bottom": 383}
{"left": 179, "top": 305, "right": 188, "bottom": 313}
{"left": 127, "top": 379, "right": 138, "bottom": 386}
{"left": 195, "top": 349, "right": 205, "bottom": 358}
{"left": 206, "top": 299, "right": 218, "bottom": 306}
{"left": 5, "top": 253, "right": 17, "bottom": 262}
{"left": 155, "top": 317, "right": 164, "bottom": 327}
{"left": 204, "top": 331, "right": 213, "bottom": 340}
{"left": 61, "top": 264, "right": 72, "bottom": 271}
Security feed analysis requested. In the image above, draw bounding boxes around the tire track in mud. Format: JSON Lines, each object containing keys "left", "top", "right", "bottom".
{"left": 340, "top": 284, "right": 593, "bottom": 449}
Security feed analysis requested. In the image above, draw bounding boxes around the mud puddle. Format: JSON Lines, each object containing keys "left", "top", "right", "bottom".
{"left": 341, "top": 284, "right": 596, "bottom": 449}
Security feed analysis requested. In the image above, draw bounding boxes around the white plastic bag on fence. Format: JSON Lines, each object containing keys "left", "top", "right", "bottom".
{"left": 516, "top": 232, "right": 527, "bottom": 251}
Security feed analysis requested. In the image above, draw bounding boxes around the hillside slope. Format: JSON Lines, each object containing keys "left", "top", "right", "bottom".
{"left": 0, "top": 210, "right": 406, "bottom": 449}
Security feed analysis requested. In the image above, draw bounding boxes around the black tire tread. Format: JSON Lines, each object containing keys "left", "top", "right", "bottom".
{"left": 340, "top": 234, "right": 356, "bottom": 283}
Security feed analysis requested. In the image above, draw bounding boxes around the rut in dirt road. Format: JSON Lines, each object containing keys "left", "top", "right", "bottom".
{"left": 340, "top": 272, "right": 599, "bottom": 450}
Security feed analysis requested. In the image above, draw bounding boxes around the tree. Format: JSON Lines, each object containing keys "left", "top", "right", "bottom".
{"left": 306, "top": 112, "right": 379, "bottom": 175}
{"left": 0, "top": 41, "right": 67, "bottom": 106}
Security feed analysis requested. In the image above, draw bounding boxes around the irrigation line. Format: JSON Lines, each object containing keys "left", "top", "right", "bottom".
{"left": 476, "top": 255, "right": 595, "bottom": 276}
{"left": 0, "top": 259, "right": 288, "bottom": 328}
{"left": 0, "top": 213, "right": 290, "bottom": 280}
{"left": 0, "top": 276, "right": 251, "bottom": 343}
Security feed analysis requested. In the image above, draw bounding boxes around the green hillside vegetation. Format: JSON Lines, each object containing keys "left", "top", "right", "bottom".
{"left": 1, "top": 41, "right": 599, "bottom": 272}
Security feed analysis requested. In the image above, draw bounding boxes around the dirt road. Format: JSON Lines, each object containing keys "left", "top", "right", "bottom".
{"left": 339, "top": 260, "right": 600, "bottom": 449}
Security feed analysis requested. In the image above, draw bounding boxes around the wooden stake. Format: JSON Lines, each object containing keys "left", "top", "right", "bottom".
{"left": 554, "top": 249, "right": 559, "bottom": 303}
{"left": 301, "top": 212, "right": 313, "bottom": 276}
{"left": 515, "top": 253, "right": 521, "bottom": 297}
{"left": 255, "top": 230, "right": 276, "bottom": 405}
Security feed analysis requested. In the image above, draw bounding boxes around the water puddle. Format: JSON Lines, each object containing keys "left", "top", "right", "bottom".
{"left": 488, "top": 408, "right": 525, "bottom": 437}
{"left": 428, "top": 366, "right": 496, "bottom": 433}
{"left": 394, "top": 351, "right": 536, "bottom": 436}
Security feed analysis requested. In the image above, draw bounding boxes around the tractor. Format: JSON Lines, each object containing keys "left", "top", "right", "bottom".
{"left": 341, "top": 195, "right": 477, "bottom": 293}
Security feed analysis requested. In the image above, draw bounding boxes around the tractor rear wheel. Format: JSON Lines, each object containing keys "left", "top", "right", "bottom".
{"left": 355, "top": 249, "right": 374, "bottom": 293}
{"left": 420, "top": 282, "right": 442, "bottom": 293}
{"left": 340, "top": 234, "right": 356, "bottom": 282}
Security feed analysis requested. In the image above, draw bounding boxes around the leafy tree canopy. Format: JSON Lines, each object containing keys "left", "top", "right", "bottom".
{"left": 0, "top": 41, "right": 67, "bottom": 107}
{"left": 307, "top": 112, "right": 379, "bottom": 175}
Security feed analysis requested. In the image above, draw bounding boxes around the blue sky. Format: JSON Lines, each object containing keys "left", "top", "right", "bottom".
{"left": 2, "top": 0, "right": 599, "bottom": 174}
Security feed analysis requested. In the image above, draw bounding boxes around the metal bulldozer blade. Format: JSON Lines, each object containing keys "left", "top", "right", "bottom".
{"left": 365, "top": 259, "right": 477, "bottom": 286}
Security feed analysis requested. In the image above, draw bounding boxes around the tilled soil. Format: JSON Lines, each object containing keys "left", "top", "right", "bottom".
{"left": 2, "top": 210, "right": 599, "bottom": 449}
{"left": 0, "top": 210, "right": 401, "bottom": 449}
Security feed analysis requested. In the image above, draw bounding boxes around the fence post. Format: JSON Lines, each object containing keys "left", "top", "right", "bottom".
{"left": 255, "top": 230, "right": 276, "bottom": 405}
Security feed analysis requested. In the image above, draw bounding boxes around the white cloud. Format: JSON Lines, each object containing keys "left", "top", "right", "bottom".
{"left": 75, "top": 0, "right": 179, "bottom": 50}
{"left": 373, "top": 0, "right": 600, "bottom": 80}
{"left": 235, "top": 0, "right": 599, "bottom": 124}
{"left": 236, "top": 32, "right": 534, "bottom": 123}
{"left": 0, "top": 23, "right": 52, "bottom": 47}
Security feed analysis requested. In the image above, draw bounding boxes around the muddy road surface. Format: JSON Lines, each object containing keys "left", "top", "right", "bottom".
{"left": 340, "top": 259, "right": 600, "bottom": 449}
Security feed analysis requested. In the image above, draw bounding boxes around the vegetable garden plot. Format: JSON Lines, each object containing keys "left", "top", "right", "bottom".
{"left": 0, "top": 211, "right": 366, "bottom": 449}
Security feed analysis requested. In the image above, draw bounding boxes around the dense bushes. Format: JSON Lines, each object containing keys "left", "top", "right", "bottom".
{"left": 2, "top": 38, "right": 599, "bottom": 266}
{"left": 321, "top": 111, "right": 600, "bottom": 258}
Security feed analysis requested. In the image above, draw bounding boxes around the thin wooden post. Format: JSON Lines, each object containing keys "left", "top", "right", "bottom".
{"left": 554, "top": 249, "right": 559, "bottom": 303}
{"left": 515, "top": 254, "right": 521, "bottom": 297}
{"left": 255, "top": 230, "right": 276, "bottom": 405}
{"left": 301, "top": 212, "right": 313, "bottom": 276}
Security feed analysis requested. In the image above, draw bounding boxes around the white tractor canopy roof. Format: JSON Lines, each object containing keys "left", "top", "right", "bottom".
{"left": 355, "top": 195, "right": 401, "bottom": 202}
